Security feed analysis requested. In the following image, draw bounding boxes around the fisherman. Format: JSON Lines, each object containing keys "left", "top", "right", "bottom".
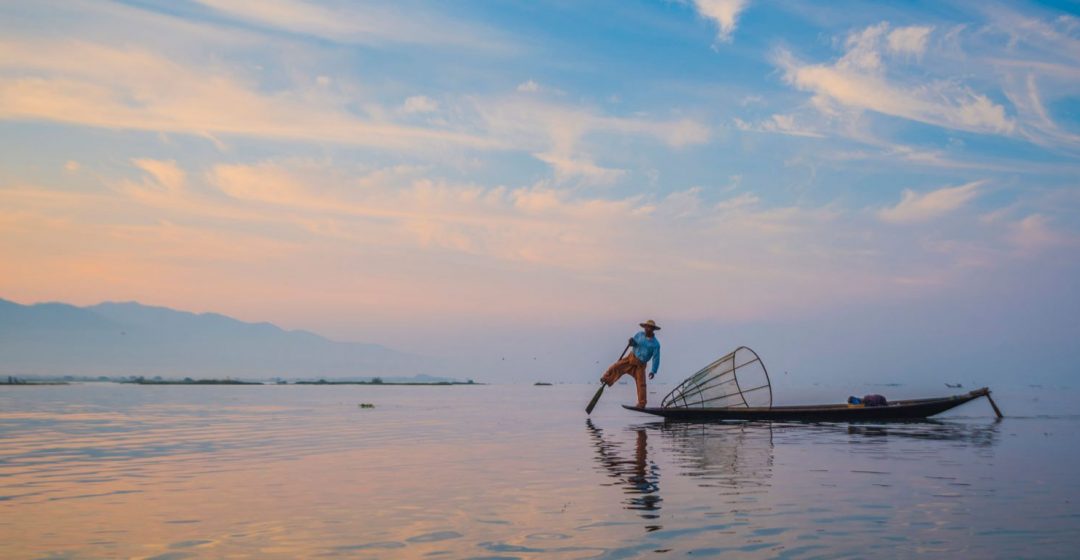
{"left": 601, "top": 320, "right": 661, "bottom": 408}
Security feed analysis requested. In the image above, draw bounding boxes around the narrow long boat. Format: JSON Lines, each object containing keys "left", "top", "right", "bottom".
{"left": 624, "top": 387, "right": 1001, "bottom": 421}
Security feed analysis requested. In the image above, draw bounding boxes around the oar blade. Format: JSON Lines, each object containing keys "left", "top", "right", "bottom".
{"left": 585, "top": 384, "right": 605, "bottom": 414}
{"left": 586, "top": 342, "right": 630, "bottom": 414}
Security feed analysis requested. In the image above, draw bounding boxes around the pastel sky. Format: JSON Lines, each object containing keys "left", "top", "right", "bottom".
{"left": 2, "top": 0, "right": 1078, "bottom": 385}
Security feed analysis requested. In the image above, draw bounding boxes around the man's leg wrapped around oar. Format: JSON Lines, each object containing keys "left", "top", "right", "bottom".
{"left": 601, "top": 354, "right": 649, "bottom": 408}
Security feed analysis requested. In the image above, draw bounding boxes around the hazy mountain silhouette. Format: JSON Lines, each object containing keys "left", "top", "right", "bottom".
{"left": 0, "top": 298, "right": 438, "bottom": 378}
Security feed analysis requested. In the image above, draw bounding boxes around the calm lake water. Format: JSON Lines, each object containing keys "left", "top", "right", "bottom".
{"left": 2, "top": 383, "right": 1078, "bottom": 559}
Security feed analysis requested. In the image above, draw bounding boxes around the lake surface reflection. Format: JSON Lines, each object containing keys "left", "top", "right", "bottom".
{"left": 1, "top": 383, "right": 1077, "bottom": 558}
{"left": 587, "top": 421, "right": 664, "bottom": 525}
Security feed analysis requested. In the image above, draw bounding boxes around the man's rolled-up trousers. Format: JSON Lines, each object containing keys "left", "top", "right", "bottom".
{"left": 601, "top": 353, "right": 648, "bottom": 408}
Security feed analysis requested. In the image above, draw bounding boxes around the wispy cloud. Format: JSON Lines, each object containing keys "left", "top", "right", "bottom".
{"left": 0, "top": 27, "right": 710, "bottom": 182}
{"left": 734, "top": 114, "right": 825, "bottom": 138}
{"left": 120, "top": 160, "right": 1045, "bottom": 317}
{"left": 192, "top": 0, "right": 506, "bottom": 50}
{"left": 476, "top": 96, "right": 709, "bottom": 179}
{"left": 691, "top": 0, "right": 749, "bottom": 43}
{"left": 401, "top": 95, "right": 439, "bottom": 114}
{"left": 0, "top": 39, "right": 497, "bottom": 151}
{"left": 1002, "top": 71, "right": 1080, "bottom": 150}
{"left": 132, "top": 159, "right": 185, "bottom": 193}
{"left": 878, "top": 180, "right": 984, "bottom": 224}
{"left": 532, "top": 153, "right": 627, "bottom": 185}
{"left": 1008, "top": 214, "right": 1074, "bottom": 253}
{"left": 516, "top": 80, "right": 540, "bottom": 93}
{"left": 886, "top": 25, "right": 932, "bottom": 57}
{"left": 966, "top": 7, "right": 1080, "bottom": 150}
{"left": 774, "top": 23, "right": 1015, "bottom": 135}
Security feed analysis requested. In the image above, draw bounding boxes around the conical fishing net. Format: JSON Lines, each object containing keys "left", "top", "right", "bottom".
{"left": 661, "top": 346, "right": 772, "bottom": 409}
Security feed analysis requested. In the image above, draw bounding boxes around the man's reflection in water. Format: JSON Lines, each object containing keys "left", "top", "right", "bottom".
{"left": 586, "top": 420, "right": 662, "bottom": 529}
{"left": 586, "top": 420, "right": 778, "bottom": 532}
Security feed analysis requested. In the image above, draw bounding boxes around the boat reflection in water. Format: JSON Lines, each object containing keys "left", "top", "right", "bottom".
{"left": 840, "top": 420, "right": 1001, "bottom": 447}
{"left": 585, "top": 420, "right": 777, "bottom": 531}
{"left": 661, "top": 421, "right": 775, "bottom": 497}
{"left": 585, "top": 416, "right": 999, "bottom": 542}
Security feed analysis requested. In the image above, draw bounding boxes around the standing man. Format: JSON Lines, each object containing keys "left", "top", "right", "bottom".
{"left": 601, "top": 320, "right": 661, "bottom": 408}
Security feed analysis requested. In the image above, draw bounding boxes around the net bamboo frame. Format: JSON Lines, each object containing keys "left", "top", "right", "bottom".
{"left": 661, "top": 346, "right": 772, "bottom": 409}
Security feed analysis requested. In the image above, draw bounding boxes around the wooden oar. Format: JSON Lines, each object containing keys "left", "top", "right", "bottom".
{"left": 586, "top": 342, "right": 631, "bottom": 415}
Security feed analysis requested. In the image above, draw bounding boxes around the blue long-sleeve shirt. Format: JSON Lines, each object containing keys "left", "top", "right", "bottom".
{"left": 631, "top": 331, "right": 660, "bottom": 374}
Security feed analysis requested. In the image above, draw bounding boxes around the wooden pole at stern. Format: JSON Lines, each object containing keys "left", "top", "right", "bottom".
{"left": 973, "top": 387, "right": 1004, "bottom": 419}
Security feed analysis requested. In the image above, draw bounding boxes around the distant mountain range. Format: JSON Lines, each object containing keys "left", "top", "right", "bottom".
{"left": 0, "top": 298, "right": 443, "bottom": 380}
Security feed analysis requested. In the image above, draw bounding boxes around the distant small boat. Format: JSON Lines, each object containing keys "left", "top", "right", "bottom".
{"left": 534, "top": 382, "right": 553, "bottom": 386}
{"left": 625, "top": 387, "right": 1001, "bottom": 421}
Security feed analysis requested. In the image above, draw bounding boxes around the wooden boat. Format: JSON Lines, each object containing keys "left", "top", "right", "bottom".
{"left": 624, "top": 387, "right": 1001, "bottom": 422}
